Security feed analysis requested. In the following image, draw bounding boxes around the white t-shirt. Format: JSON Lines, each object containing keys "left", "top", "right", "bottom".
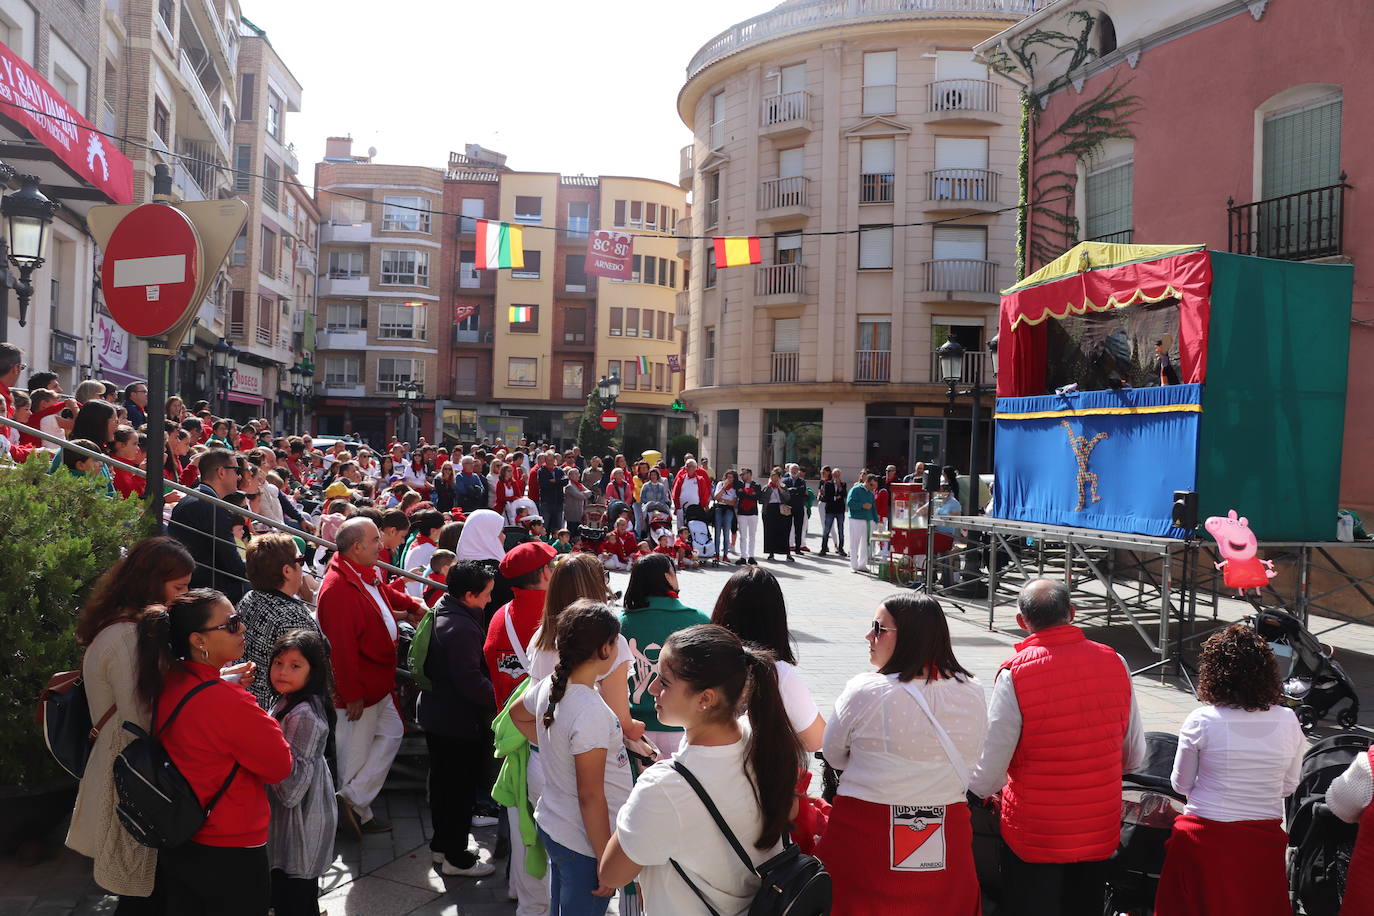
{"left": 823, "top": 671, "right": 986, "bottom": 806}
{"left": 404, "top": 541, "right": 437, "bottom": 598}
{"left": 1171, "top": 704, "right": 1304, "bottom": 822}
{"left": 616, "top": 730, "right": 779, "bottom": 916}
{"left": 360, "top": 579, "right": 399, "bottom": 642}
{"left": 528, "top": 630, "right": 634, "bottom": 685}
{"left": 679, "top": 476, "right": 701, "bottom": 507}
{"left": 775, "top": 661, "right": 820, "bottom": 734}
{"left": 523, "top": 680, "right": 633, "bottom": 856}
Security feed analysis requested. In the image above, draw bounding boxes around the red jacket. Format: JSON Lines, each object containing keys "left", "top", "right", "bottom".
{"left": 483, "top": 588, "right": 546, "bottom": 709}
{"left": 493, "top": 478, "right": 523, "bottom": 516}
{"left": 23, "top": 401, "right": 64, "bottom": 445}
{"left": 113, "top": 467, "right": 145, "bottom": 498}
{"left": 526, "top": 467, "right": 541, "bottom": 503}
{"left": 377, "top": 547, "right": 422, "bottom": 615}
{"left": 605, "top": 477, "right": 633, "bottom": 505}
{"left": 605, "top": 528, "right": 638, "bottom": 562}
{"left": 672, "top": 467, "right": 712, "bottom": 507}
{"left": 317, "top": 554, "right": 400, "bottom": 708}
{"left": 1342, "top": 748, "right": 1374, "bottom": 913}
{"left": 155, "top": 662, "right": 291, "bottom": 847}
{"left": 999, "top": 625, "right": 1132, "bottom": 863}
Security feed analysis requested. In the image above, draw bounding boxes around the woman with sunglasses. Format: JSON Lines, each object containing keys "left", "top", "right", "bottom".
{"left": 816, "top": 593, "right": 988, "bottom": 915}
{"left": 134, "top": 589, "right": 292, "bottom": 916}
{"left": 237, "top": 533, "right": 323, "bottom": 710}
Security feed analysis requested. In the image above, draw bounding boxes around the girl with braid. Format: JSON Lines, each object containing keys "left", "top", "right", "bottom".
{"left": 512, "top": 600, "right": 632, "bottom": 914}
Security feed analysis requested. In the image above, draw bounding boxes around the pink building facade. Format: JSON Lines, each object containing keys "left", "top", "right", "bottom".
{"left": 980, "top": 0, "right": 1374, "bottom": 513}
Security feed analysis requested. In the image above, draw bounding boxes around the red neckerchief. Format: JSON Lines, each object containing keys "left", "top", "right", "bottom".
{"left": 415, "top": 534, "right": 435, "bottom": 547}
{"left": 0, "top": 380, "right": 11, "bottom": 418}
{"left": 665, "top": 589, "right": 679, "bottom": 599}
{"left": 338, "top": 554, "right": 381, "bottom": 587}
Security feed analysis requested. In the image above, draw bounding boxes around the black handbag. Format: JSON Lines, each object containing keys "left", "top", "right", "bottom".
{"left": 669, "top": 760, "right": 831, "bottom": 916}
{"left": 37, "top": 669, "right": 116, "bottom": 780}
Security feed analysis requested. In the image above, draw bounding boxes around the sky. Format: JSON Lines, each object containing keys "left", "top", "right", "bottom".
{"left": 247, "top": 0, "right": 759, "bottom": 186}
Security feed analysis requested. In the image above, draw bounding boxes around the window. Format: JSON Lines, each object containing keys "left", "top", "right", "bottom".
{"left": 49, "top": 33, "right": 87, "bottom": 114}
{"left": 513, "top": 195, "right": 543, "bottom": 225}
{"left": 860, "top": 138, "right": 896, "bottom": 203}
{"left": 261, "top": 158, "right": 280, "bottom": 209}
{"left": 626, "top": 307, "right": 640, "bottom": 338}
{"left": 613, "top": 200, "right": 626, "bottom": 228}
{"left": 705, "top": 256, "right": 717, "bottom": 289}
{"left": 858, "top": 318, "right": 892, "bottom": 351}
{"left": 858, "top": 226, "right": 893, "bottom": 269}
{"left": 857, "top": 318, "right": 893, "bottom": 381}
{"left": 930, "top": 228, "right": 990, "bottom": 291}
{"left": 152, "top": 98, "right": 169, "bottom": 144}
{"left": 234, "top": 145, "right": 252, "bottom": 193}
{"left": 378, "top": 358, "right": 423, "bottom": 394}
{"left": 709, "top": 91, "right": 726, "bottom": 149}
{"left": 644, "top": 256, "right": 657, "bottom": 286}
{"left": 933, "top": 137, "right": 991, "bottom": 201}
{"left": 656, "top": 311, "right": 667, "bottom": 340}
{"left": 266, "top": 91, "right": 282, "bottom": 139}
{"left": 508, "top": 357, "right": 537, "bottom": 388}
{"left": 512, "top": 250, "right": 541, "bottom": 280}
{"left": 1263, "top": 95, "right": 1342, "bottom": 198}
{"left": 455, "top": 307, "right": 480, "bottom": 336}
{"left": 326, "top": 303, "right": 364, "bottom": 330}
{"left": 379, "top": 303, "right": 427, "bottom": 339}
{"left": 0, "top": 1, "right": 35, "bottom": 63}
{"left": 229, "top": 290, "right": 246, "bottom": 337}
{"left": 238, "top": 73, "right": 255, "bottom": 120}
{"left": 932, "top": 226, "right": 987, "bottom": 260}
{"left": 641, "top": 309, "right": 654, "bottom": 338}
{"left": 509, "top": 304, "right": 539, "bottom": 333}
{"left": 705, "top": 170, "right": 721, "bottom": 228}
{"left": 655, "top": 363, "right": 665, "bottom": 391}
{"left": 564, "top": 306, "right": 587, "bottom": 343}
{"left": 863, "top": 51, "right": 897, "bottom": 115}
{"left": 103, "top": 61, "right": 117, "bottom": 108}
{"left": 459, "top": 250, "right": 479, "bottom": 288}
{"left": 382, "top": 195, "right": 432, "bottom": 233}
{"left": 1084, "top": 160, "right": 1134, "bottom": 241}
{"left": 629, "top": 201, "right": 643, "bottom": 229}
{"left": 562, "top": 362, "right": 585, "bottom": 399}
{"left": 623, "top": 360, "right": 638, "bottom": 391}
{"left": 630, "top": 255, "right": 642, "bottom": 283}
{"left": 331, "top": 198, "right": 365, "bottom": 225}
{"left": 380, "top": 250, "right": 428, "bottom": 286}
{"left": 230, "top": 229, "right": 247, "bottom": 267}
{"left": 776, "top": 232, "right": 802, "bottom": 265}
{"left": 324, "top": 357, "right": 360, "bottom": 387}
{"left": 260, "top": 226, "right": 277, "bottom": 276}
{"left": 669, "top": 261, "right": 678, "bottom": 288}
{"left": 608, "top": 360, "right": 621, "bottom": 384}
{"left": 646, "top": 203, "right": 658, "bottom": 232}
{"left": 459, "top": 197, "right": 484, "bottom": 234}
{"left": 706, "top": 328, "right": 716, "bottom": 357}
{"left": 609, "top": 307, "right": 623, "bottom": 336}
{"left": 328, "top": 251, "right": 364, "bottom": 278}
{"left": 454, "top": 357, "right": 478, "bottom": 396}
{"left": 774, "top": 318, "right": 801, "bottom": 353}
{"left": 567, "top": 201, "right": 591, "bottom": 238}
{"left": 257, "top": 296, "right": 274, "bottom": 338}
{"left": 565, "top": 254, "right": 588, "bottom": 293}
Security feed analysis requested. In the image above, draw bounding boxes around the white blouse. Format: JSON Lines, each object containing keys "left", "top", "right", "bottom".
{"left": 823, "top": 671, "right": 987, "bottom": 806}
{"left": 1171, "top": 704, "right": 1304, "bottom": 822}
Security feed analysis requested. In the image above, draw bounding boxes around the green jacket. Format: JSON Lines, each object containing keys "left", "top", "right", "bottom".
{"left": 620, "top": 595, "right": 710, "bottom": 732}
{"left": 490, "top": 678, "right": 547, "bottom": 878}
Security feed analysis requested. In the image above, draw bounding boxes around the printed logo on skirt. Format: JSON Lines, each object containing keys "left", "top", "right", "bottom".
{"left": 890, "top": 805, "right": 946, "bottom": 871}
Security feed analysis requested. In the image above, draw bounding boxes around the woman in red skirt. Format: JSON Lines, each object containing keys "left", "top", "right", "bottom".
{"left": 1154, "top": 625, "right": 1304, "bottom": 915}
{"left": 815, "top": 593, "right": 988, "bottom": 915}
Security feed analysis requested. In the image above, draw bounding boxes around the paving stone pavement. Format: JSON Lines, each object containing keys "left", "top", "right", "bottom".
{"left": 6, "top": 516, "right": 1374, "bottom": 913}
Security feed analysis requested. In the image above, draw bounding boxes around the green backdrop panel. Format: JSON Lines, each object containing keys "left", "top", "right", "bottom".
{"left": 1198, "top": 252, "right": 1353, "bottom": 541}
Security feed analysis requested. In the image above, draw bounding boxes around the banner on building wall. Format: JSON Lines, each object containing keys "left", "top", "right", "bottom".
{"left": 454, "top": 304, "right": 478, "bottom": 323}
{"left": 97, "top": 313, "right": 129, "bottom": 371}
{"left": 584, "top": 230, "right": 634, "bottom": 279}
{"left": 667, "top": 354, "right": 681, "bottom": 372}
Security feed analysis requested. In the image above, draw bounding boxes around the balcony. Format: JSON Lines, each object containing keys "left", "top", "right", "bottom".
{"left": 861, "top": 173, "right": 895, "bottom": 204}
{"left": 675, "top": 290, "right": 691, "bottom": 329}
{"left": 758, "top": 176, "right": 811, "bottom": 225}
{"left": 702, "top": 357, "right": 715, "bottom": 387}
{"left": 1228, "top": 178, "right": 1347, "bottom": 261}
{"left": 686, "top": 0, "right": 1037, "bottom": 81}
{"left": 925, "top": 258, "right": 998, "bottom": 300}
{"left": 282, "top": 143, "right": 300, "bottom": 176}
{"left": 679, "top": 144, "right": 694, "bottom": 191}
{"left": 925, "top": 79, "right": 1003, "bottom": 124}
{"left": 321, "top": 222, "right": 372, "bottom": 244}
{"left": 770, "top": 350, "right": 799, "bottom": 383}
{"left": 316, "top": 328, "right": 368, "bottom": 350}
{"left": 319, "top": 275, "right": 369, "bottom": 297}
{"left": 676, "top": 216, "right": 693, "bottom": 257}
{"left": 176, "top": 51, "right": 230, "bottom": 158}
{"left": 456, "top": 269, "right": 496, "bottom": 295}
{"left": 856, "top": 349, "right": 891, "bottom": 382}
{"left": 930, "top": 349, "right": 991, "bottom": 385}
{"left": 924, "top": 168, "right": 1002, "bottom": 213}
{"left": 322, "top": 384, "right": 365, "bottom": 398}
{"left": 1087, "top": 229, "right": 1135, "bottom": 245}
{"left": 296, "top": 247, "right": 316, "bottom": 275}
{"left": 760, "top": 90, "right": 811, "bottom": 141}
{"left": 454, "top": 326, "right": 493, "bottom": 345}
{"left": 755, "top": 262, "right": 807, "bottom": 305}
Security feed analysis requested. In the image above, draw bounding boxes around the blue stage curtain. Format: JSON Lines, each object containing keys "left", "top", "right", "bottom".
{"left": 993, "top": 384, "right": 1201, "bottom": 537}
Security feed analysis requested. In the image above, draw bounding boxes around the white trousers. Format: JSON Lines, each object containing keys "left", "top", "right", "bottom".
{"left": 848, "top": 519, "right": 871, "bottom": 571}
{"left": 509, "top": 752, "right": 550, "bottom": 915}
{"left": 335, "top": 696, "right": 404, "bottom": 822}
{"left": 737, "top": 514, "right": 759, "bottom": 559}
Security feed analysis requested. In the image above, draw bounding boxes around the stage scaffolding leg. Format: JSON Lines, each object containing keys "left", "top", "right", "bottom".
{"left": 987, "top": 535, "right": 999, "bottom": 631}
{"left": 1298, "top": 547, "right": 1310, "bottom": 626}
{"left": 1160, "top": 553, "right": 1172, "bottom": 677}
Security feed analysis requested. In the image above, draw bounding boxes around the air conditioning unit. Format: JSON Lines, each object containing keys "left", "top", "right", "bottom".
{"left": 483, "top": 331, "right": 494, "bottom": 343}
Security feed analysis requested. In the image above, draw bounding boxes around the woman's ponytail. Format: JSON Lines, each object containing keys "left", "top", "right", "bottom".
{"left": 741, "top": 645, "right": 804, "bottom": 849}
{"left": 135, "top": 606, "right": 174, "bottom": 711}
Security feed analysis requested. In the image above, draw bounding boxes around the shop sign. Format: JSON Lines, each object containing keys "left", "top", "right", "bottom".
{"left": 97, "top": 313, "right": 129, "bottom": 370}
{"left": 50, "top": 331, "right": 78, "bottom": 366}
{"left": 231, "top": 365, "right": 263, "bottom": 395}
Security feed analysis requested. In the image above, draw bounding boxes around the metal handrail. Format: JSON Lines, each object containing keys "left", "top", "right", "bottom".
{"left": 1227, "top": 177, "right": 1347, "bottom": 261}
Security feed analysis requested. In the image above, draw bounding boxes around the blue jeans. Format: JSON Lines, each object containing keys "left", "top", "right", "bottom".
{"left": 822, "top": 511, "right": 845, "bottom": 550}
{"left": 538, "top": 827, "right": 609, "bottom": 916}
{"left": 715, "top": 506, "right": 736, "bottom": 558}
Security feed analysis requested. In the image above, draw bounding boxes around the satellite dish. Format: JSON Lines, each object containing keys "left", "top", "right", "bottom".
{"left": 367, "top": 146, "right": 377, "bottom": 159}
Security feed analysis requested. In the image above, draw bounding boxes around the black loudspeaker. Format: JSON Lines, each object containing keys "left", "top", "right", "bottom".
{"left": 1172, "top": 490, "right": 1198, "bottom": 530}
{"left": 924, "top": 467, "right": 942, "bottom": 492}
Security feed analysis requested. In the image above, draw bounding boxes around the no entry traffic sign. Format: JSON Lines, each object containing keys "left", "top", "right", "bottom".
{"left": 600, "top": 408, "right": 621, "bottom": 431}
{"left": 100, "top": 204, "right": 202, "bottom": 338}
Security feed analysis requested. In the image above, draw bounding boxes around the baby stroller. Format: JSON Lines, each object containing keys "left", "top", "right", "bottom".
{"left": 577, "top": 502, "right": 609, "bottom": 553}
{"left": 1103, "top": 731, "right": 1187, "bottom": 916}
{"left": 643, "top": 500, "right": 673, "bottom": 544}
{"left": 1250, "top": 606, "right": 1360, "bottom": 731}
{"left": 1287, "top": 733, "right": 1372, "bottom": 915}
{"left": 683, "top": 504, "right": 716, "bottom": 562}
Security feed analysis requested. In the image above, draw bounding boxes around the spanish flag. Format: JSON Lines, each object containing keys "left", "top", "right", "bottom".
{"left": 475, "top": 219, "right": 524, "bottom": 270}
{"left": 713, "top": 236, "right": 762, "bottom": 269}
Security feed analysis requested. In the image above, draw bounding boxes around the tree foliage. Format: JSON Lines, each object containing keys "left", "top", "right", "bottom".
{"left": 575, "top": 391, "right": 617, "bottom": 458}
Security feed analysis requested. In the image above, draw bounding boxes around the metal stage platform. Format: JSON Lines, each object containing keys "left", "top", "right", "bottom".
{"left": 921, "top": 515, "right": 1374, "bottom": 677}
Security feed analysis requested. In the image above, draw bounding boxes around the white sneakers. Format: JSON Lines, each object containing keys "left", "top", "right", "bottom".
{"left": 432, "top": 850, "right": 496, "bottom": 877}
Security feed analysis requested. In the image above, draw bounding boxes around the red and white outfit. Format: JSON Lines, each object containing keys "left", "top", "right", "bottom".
{"left": 1153, "top": 703, "right": 1304, "bottom": 915}
{"left": 601, "top": 526, "right": 638, "bottom": 570}
{"left": 817, "top": 671, "right": 987, "bottom": 915}
{"left": 1329, "top": 747, "right": 1374, "bottom": 913}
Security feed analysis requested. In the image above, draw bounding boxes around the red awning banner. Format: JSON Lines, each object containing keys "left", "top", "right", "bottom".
{"left": 0, "top": 42, "right": 134, "bottom": 203}
{"left": 997, "top": 248, "right": 1214, "bottom": 398}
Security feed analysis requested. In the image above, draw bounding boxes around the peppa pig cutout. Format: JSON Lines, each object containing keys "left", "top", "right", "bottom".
{"left": 1204, "top": 509, "right": 1277, "bottom": 595}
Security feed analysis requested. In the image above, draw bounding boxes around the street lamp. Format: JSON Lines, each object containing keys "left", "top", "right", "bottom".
{"left": 0, "top": 172, "right": 58, "bottom": 337}
{"left": 211, "top": 337, "right": 238, "bottom": 415}
{"left": 397, "top": 380, "right": 419, "bottom": 444}
{"left": 936, "top": 334, "right": 999, "bottom": 595}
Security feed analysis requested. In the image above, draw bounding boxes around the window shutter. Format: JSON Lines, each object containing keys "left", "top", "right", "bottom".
{"left": 932, "top": 227, "right": 987, "bottom": 261}
{"left": 1084, "top": 162, "right": 1133, "bottom": 239}
{"left": 864, "top": 51, "right": 896, "bottom": 86}
{"left": 780, "top": 64, "right": 805, "bottom": 94}
{"left": 1263, "top": 97, "right": 1342, "bottom": 199}
{"left": 861, "top": 138, "right": 895, "bottom": 174}
{"left": 773, "top": 318, "right": 801, "bottom": 352}
{"left": 934, "top": 137, "right": 988, "bottom": 170}
{"left": 935, "top": 50, "right": 987, "bottom": 81}
{"left": 859, "top": 227, "right": 892, "bottom": 268}
{"left": 779, "top": 147, "right": 804, "bottom": 179}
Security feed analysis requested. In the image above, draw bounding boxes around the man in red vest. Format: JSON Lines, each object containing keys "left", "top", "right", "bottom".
{"left": 969, "top": 578, "right": 1145, "bottom": 915}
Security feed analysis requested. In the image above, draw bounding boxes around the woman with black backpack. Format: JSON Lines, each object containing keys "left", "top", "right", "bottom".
{"left": 599, "top": 624, "right": 807, "bottom": 914}
{"left": 134, "top": 589, "right": 292, "bottom": 915}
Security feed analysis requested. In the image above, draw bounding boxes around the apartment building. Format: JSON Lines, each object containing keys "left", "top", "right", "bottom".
{"left": 222, "top": 18, "right": 317, "bottom": 430}
{"left": 676, "top": 0, "right": 1033, "bottom": 477}
{"left": 313, "top": 138, "right": 444, "bottom": 445}
{"left": 446, "top": 152, "right": 688, "bottom": 451}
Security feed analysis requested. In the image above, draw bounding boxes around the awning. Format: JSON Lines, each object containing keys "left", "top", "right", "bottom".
{"left": 228, "top": 392, "right": 266, "bottom": 407}
{"left": 98, "top": 365, "right": 146, "bottom": 388}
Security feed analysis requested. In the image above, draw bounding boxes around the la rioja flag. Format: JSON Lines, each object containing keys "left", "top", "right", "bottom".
{"left": 475, "top": 219, "right": 525, "bottom": 270}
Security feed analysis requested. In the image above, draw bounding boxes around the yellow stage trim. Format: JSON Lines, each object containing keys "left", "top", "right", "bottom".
{"left": 995, "top": 403, "right": 1203, "bottom": 421}
{"left": 1002, "top": 241, "right": 1206, "bottom": 295}
{"left": 1006, "top": 285, "right": 1187, "bottom": 331}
